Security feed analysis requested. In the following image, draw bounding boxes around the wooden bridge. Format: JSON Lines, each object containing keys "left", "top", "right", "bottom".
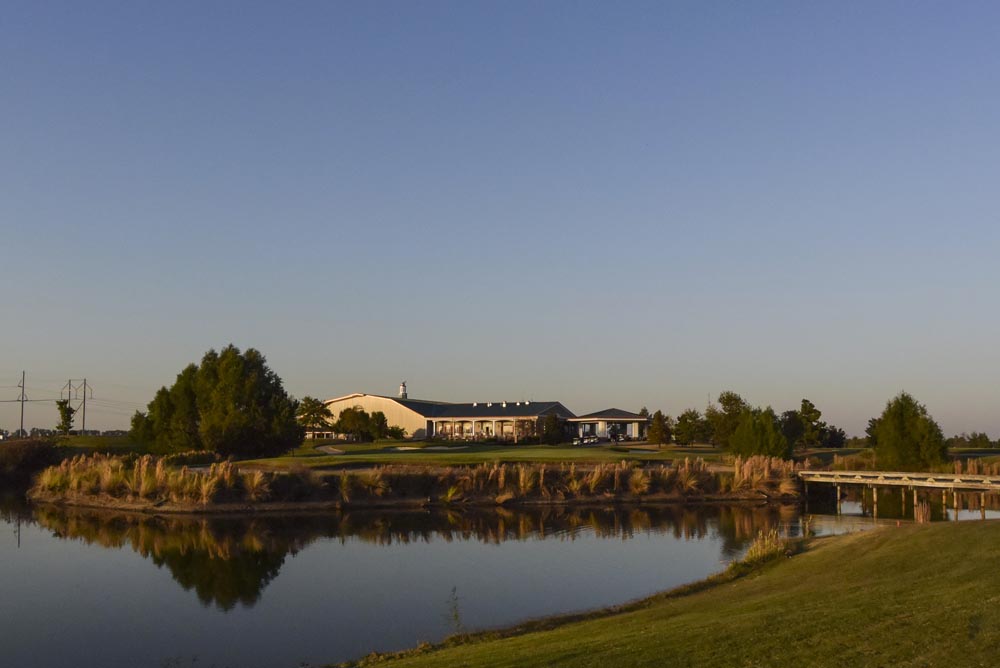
{"left": 798, "top": 470, "right": 1000, "bottom": 519}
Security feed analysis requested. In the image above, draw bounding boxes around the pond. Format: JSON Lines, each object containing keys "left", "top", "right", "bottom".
{"left": 0, "top": 497, "right": 899, "bottom": 668}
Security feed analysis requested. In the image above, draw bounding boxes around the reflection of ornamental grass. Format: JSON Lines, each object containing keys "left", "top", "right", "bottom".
{"left": 777, "top": 477, "right": 800, "bottom": 497}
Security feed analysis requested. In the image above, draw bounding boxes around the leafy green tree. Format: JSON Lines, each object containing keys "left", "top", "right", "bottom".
{"left": 647, "top": 410, "right": 673, "bottom": 447}
{"left": 638, "top": 407, "right": 650, "bottom": 418}
{"left": 819, "top": 424, "right": 847, "bottom": 448}
{"left": 865, "top": 417, "right": 881, "bottom": 448}
{"left": 798, "top": 399, "right": 822, "bottom": 446}
{"left": 779, "top": 410, "right": 804, "bottom": 447}
{"left": 386, "top": 425, "right": 407, "bottom": 440}
{"left": 370, "top": 411, "right": 389, "bottom": 440}
{"left": 129, "top": 345, "right": 303, "bottom": 457}
{"left": 55, "top": 399, "right": 75, "bottom": 434}
{"left": 541, "top": 413, "right": 563, "bottom": 444}
{"left": 674, "top": 408, "right": 709, "bottom": 445}
{"left": 705, "top": 391, "right": 748, "bottom": 448}
{"left": 872, "top": 392, "right": 946, "bottom": 471}
{"left": 335, "top": 406, "right": 372, "bottom": 441}
{"left": 729, "top": 407, "right": 790, "bottom": 458}
{"left": 298, "top": 396, "right": 334, "bottom": 433}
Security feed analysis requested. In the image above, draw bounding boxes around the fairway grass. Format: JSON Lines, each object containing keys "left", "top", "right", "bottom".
{"left": 339, "top": 521, "right": 1000, "bottom": 668}
{"left": 247, "top": 443, "right": 724, "bottom": 469}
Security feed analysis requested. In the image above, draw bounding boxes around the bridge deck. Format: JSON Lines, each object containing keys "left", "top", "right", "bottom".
{"left": 799, "top": 470, "right": 1000, "bottom": 492}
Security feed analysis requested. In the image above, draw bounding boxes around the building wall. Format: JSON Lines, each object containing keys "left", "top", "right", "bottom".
{"left": 323, "top": 395, "right": 429, "bottom": 439}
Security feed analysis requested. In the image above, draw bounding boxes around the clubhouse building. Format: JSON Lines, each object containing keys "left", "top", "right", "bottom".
{"left": 318, "top": 383, "right": 648, "bottom": 442}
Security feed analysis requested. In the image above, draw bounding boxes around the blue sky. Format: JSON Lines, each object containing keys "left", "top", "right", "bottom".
{"left": 3, "top": 1, "right": 1000, "bottom": 435}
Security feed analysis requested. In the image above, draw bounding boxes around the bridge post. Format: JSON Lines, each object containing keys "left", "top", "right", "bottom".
{"left": 913, "top": 488, "right": 917, "bottom": 513}
{"left": 836, "top": 485, "right": 841, "bottom": 515}
{"left": 872, "top": 486, "right": 878, "bottom": 521}
{"left": 954, "top": 490, "right": 959, "bottom": 519}
{"left": 942, "top": 489, "right": 947, "bottom": 517}
{"left": 982, "top": 492, "right": 987, "bottom": 520}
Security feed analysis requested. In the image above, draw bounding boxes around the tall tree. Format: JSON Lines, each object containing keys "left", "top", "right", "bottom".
{"left": 647, "top": 410, "right": 673, "bottom": 447}
{"left": 872, "top": 392, "right": 946, "bottom": 471}
{"left": 799, "top": 399, "right": 822, "bottom": 447}
{"left": 865, "top": 417, "right": 881, "bottom": 448}
{"left": 369, "top": 411, "right": 389, "bottom": 440}
{"left": 298, "top": 396, "right": 334, "bottom": 433}
{"left": 779, "top": 410, "right": 804, "bottom": 448}
{"left": 129, "top": 345, "right": 303, "bottom": 457}
{"left": 674, "top": 409, "right": 709, "bottom": 445}
{"left": 55, "top": 399, "right": 75, "bottom": 434}
{"left": 541, "top": 413, "right": 563, "bottom": 445}
{"left": 706, "top": 391, "right": 748, "bottom": 449}
{"left": 819, "top": 424, "right": 847, "bottom": 449}
{"left": 335, "top": 406, "right": 372, "bottom": 442}
{"left": 729, "top": 407, "right": 790, "bottom": 458}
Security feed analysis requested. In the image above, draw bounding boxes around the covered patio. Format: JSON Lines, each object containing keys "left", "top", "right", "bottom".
{"left": 568, "top": 408, "right": 648, "bottom": 441}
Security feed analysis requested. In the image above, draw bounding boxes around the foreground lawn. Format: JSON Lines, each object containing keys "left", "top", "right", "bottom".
{"left": 247, "top": 443, "right": 725, "bottom": 469}
{"left": 340, "top": 521, "right": 1000, "bottom": 667}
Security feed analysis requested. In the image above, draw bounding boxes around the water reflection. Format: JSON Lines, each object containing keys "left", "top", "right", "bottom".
{"left": 29, "top": 503, "right": 805, "bottom": 610}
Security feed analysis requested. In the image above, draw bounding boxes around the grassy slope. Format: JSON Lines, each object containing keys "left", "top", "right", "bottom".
{"left": 344, "top": 521, "right": 1000, "bottom": 668}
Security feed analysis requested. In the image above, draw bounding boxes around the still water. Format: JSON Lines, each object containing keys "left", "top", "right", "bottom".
{"left": 0, "top": 498, "right": 885, "bottom": 668}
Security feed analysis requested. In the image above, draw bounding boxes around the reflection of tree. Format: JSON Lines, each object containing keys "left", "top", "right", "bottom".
{"left": 31, "top": 503, "right": 797, "bottom": 609}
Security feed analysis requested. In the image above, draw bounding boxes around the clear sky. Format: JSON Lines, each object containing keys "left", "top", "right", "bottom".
{"left": 3, "top": 1, "right": 1000, "bottom": 435}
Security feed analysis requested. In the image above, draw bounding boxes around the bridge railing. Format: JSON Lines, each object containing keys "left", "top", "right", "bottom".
{"left": 798, "top": 470, "right": 1000, "bottom": 491}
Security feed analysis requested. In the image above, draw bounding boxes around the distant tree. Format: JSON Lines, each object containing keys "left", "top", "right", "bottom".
{"left": 335, "top": 406, "right": 372, "bottom": 442}
{"left": 298, "top": 396, "right": 334, "bottom": 433}
{"left": 779, "top": 410, "right": 804, "bottom": 448}
{"left": 865, "top": 417, "right": 881, "bottom": 449}
{"left": 798, "top": 399, "right": 823, "bottom": 446}
{"left": 638, "top": 407, "right": 650, "bottom": 418}
{"left": 706, "top": 391, "right": 749, "bottom": 449}
{"left": 386, "top": 425, "right": 407, "bottom": 440}
{"left": 541, "top": 413, "right": 563, "bottom": 445}
{"left": 647, "top": 410, "right": 673, "bottom": 447}
{"left": 872, "top": 392, "right": 946, "bottom": 471}
{"left": 369, "top": 411, "right": 389, "bottom": 440}
{"left": 729, "top": 407, "right": 790, "bottom": 458}
{"left": 129, "top": 345, "right": 303, "bottom": 457}
{"left": 674, "top": 408, "right": 710, "bottom": 445}
{"left": 819, "top": 424, "right": 847, "bottom": 449}
{"left": 55, "top": 399, "right": 75, "bottom": 434}
{"left": 967, "top": 432, "right": 992, "bottom": 449}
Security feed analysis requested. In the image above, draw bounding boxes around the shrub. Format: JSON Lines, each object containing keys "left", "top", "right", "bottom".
{"left": 0, "top": 440, "right": 62, "bottom": 482}
{"left": 740, "top": 528, "right": 787, "bottom": 567}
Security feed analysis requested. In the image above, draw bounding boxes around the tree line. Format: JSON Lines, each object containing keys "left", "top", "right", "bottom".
{"left": 644, "top": 390, "right": 961, "bottom": 470}
{"left": 644, "top": 391, "right": 846, "bottom": 458}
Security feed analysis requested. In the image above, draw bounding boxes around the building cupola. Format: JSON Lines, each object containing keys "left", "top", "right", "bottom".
{"left": 399, "top": 381, "right": 407, "bottom": 399}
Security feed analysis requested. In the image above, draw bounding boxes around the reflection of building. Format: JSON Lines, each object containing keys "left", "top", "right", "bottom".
{"left": 321, "top": 384, "right": 646, "bottom": 442}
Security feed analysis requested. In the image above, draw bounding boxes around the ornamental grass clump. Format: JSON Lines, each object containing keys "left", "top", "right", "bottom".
{"left": 739, "top": 528, "right": 788, "bottom": 568}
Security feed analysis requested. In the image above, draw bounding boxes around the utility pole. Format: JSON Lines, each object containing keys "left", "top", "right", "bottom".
{"left": 81, "top": 378, "right": 88, "bottom": 432}
{"left": 18, "top": 371, "right": 26, "bottom": 438}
